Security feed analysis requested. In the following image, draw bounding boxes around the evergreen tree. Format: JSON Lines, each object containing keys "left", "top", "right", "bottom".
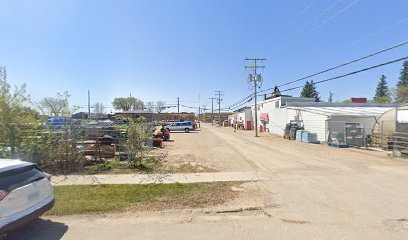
{"left": 300, "top": 80, "right": 320, "bottom": 102}
{"left": 395, "top": 60, "right": 408, "bottom": 103}
{"left": 373, "top": 75, "right": 391, "bottom": 103}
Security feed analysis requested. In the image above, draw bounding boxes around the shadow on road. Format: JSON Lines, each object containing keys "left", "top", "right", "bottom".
{"left": 7, "top": 218, "right": 68, "bottom": 240}
{"left": 169, "top": 131, "right": 199, "bottom": 134}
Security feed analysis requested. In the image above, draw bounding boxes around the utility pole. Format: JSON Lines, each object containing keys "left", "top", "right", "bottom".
{"left": 209, "top": 97, "right": 216, "bottom": 124}
{"left": 177, "top": 97, "right": 180, "bottom": 121}
{"left": 215, "top": 90, "right": 224, "bottom": 126}
{"left": 198, "top": 94, "right": 201, "bottom": 128}
{"left": 88, "top": 90, "right": 91, "bottom": 119}
{"left": 245, "top": 58, "right": 266, "bottom": 137}
{"left": 203, "top": 105, "right": 206, "bottom": 124}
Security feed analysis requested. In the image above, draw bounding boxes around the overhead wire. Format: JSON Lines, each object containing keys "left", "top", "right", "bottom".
{"left": 282, "top": 0, "right": 343, "bottom": 44}
{"left": 279, "top": 0, "right": 318, "bottom": 33}
{"left": 293, "top": 0, "right": 361, "bottom": 42}
{"left": 353, "top": 17, "right": 408, "bottom": 44}
{"left": 257, "top": 40, "right": 408, "bottom": 95}
{"left": 278, "top": 56, "right": 408, "bottom": 93}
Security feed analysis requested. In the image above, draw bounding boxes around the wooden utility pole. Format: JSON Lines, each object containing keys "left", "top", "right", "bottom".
{"left": 177, "top": 97, "right": 180, "bottom": 121}
{"left": 88, "top": 90, "right": 91, "bottom": 119}
{"left": 215, "top": 90, "right": 224, "bottom": 126}
{"left": 245, "top": 58, "right": 266, "bottom": 137}
{"left": 198, "top": 94, "right": 201, "bottom": 128}
{"left": 209, "top": 97, "right": 216, "bottom": 124}
{"left": 203, "top": 105, "right": 206, "bottom": 124}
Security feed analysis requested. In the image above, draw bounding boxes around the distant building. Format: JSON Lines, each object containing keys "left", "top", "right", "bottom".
{"left": 198, "top": 112, "right": 231, "bottom": 123}
{"left": 156, "top": 112, "right": 195, "bottom": 122}
{"left": 228, "top": 107, "right": 253, "bottom": 130}
{"left": 114, "top": 110, "right": 155, "bottom": 122}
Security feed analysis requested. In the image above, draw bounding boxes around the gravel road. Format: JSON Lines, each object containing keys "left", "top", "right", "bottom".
{"left": 12, "top": 123, "right": 408, "bottom": 239}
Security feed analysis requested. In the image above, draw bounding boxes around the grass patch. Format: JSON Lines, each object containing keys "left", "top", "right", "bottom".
{"left": 47, "top": 182, "right": 238, "bottom": 215}
{"left": 84, "top": 157, "right": 162, "bottom": 174}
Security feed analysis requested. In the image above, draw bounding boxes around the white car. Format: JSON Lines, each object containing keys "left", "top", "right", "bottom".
{"left": 0, "top": 159, "right": 54, "bottom": 237}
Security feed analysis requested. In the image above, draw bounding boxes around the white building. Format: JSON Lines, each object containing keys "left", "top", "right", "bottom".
{"left": 252, "top": 96, "right": 398, "bottom": 143}
{"left": 228, "top": 107, "right": 253, "bottom": 130}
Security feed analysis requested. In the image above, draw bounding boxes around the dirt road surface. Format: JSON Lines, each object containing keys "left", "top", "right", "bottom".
{"left": 12, "top": 123, "right": 408, "bottom": 239}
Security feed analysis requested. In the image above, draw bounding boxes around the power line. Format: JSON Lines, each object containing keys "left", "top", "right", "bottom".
{"left": 280, "top": 0, "right": 318, "bottom": 33}
{"left": 283, "top": 0, "right": 342, "bottom": 43}
{"left": 354, "top": 17, "right": 408, "bottom": 44}
{"left": 257, "top": 40, "right": 408, "bottom": 95}
{"left": 293, "top": 0, "right": 361, "bottom": 42}
{"left": 279, "top": 56, "right": 408, "bottom": 93}
{"left": 227, "top": 94, "right": 253, "bottom": 109}
{"left": 226, "top": 97, "right": 253, "bottom": 112}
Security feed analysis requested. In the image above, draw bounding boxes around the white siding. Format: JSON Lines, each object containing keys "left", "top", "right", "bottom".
{"left": 287, "top": 109, "right": 328, "bottom": 141}
{"left": 244, "top": 108, "right": 253, "bottom": 122}
{"left": 252, "top": 98, "right": 288, "bottom": 135}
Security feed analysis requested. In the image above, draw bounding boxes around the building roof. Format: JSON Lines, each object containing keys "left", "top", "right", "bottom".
{"left": 256, "top": 96, "right": 315, "bottom": 105}
{"left": 233, "top": 106, "right": 251, "bottom": 113}
{"left": 286, "top": 102, "right": 399, "bottom": 117}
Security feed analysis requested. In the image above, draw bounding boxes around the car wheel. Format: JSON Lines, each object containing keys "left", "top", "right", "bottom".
{"left": 185, "top": 128, "right": 190, "bottom": 133}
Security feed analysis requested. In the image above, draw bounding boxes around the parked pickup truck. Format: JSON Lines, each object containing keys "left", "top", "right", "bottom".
{"left": 165, "top": 121, "right": 194, "bottom": 133}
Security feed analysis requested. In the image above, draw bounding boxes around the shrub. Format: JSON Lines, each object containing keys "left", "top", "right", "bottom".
{"left": 20, "top": 127, "right": 85, "bottom": 174}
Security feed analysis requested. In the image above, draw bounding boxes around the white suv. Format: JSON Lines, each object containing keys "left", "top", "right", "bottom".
{"left": 165, "top": 121, "right": 194, "bottom": 133}
{"left": 0, "top": 159, "right": 54, "bottom": 237}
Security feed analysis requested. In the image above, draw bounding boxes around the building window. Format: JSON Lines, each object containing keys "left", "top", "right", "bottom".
{"left": 275, "top": 101, "right": 280, "bottom": 108}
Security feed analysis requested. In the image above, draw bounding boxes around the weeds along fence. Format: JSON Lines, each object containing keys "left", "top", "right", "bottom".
{"left": 14, "top": 120, "right": 157, "bottom": 174}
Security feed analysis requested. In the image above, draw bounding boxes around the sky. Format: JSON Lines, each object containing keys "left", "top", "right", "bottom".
{"left": 0, "top": 0, "right": 407, "bottom": 113}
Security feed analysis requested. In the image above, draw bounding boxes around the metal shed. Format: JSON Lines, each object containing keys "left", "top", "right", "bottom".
{"left": 253, "top": 96, "right": 398, "bottom": 145}
{"left": 286, "top": 103, "right": 397, "bottom": 144}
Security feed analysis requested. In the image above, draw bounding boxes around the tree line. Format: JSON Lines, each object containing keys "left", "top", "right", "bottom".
{"left": 300, "top": 60, "right": 408, "bottom": 103}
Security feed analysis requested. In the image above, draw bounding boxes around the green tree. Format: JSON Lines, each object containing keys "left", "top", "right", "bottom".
{"left": 300, "top": 80, "right": 320, "bottom": 102}
{"left": 112, "top": 97, "right": 144, "bottom": 111}
{"left": 0, "top": 67, "right": 38, "bottom": 157}
{"left": 373, "top": 75, "right": 391, "bottom": 103}
{"left": 395, "top": 61, "right": 408, "bottom": 103}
